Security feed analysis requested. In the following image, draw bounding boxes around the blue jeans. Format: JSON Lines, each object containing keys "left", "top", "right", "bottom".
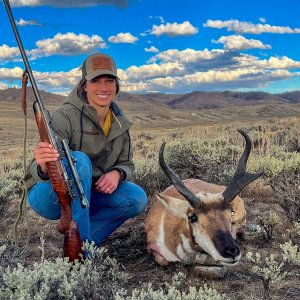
{"left": 28, "top": 151, "right": 148, "bottom": 245}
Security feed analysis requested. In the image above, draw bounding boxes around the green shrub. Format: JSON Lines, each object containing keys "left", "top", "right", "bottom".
{"left": 280, "top": 241, "right": 300, "bottom": 266}
{"left": 115, "top": 272, "right": 226, "bottom": 300}
{"left": 0, "top": 242, "right": 129, "bottom": 300}
{"left": 246, "top": 252, "right": 288, "bottom": 300}
{"left": 257, "top": 212, "right": 283, "bottom": 241}
{"left": 268, "top": 170, "right": 300, "bottom": 221}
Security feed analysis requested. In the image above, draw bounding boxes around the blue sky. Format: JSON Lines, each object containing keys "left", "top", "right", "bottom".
{"left": 1, "top": 0, "right": 300, "bottom": 94}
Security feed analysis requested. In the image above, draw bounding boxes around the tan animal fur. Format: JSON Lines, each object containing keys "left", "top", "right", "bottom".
{"left": 145, "top": 130, "right": 261, "bottom": 277}
{"left": 145, "top": 179, "right": 246, "bottom": 266}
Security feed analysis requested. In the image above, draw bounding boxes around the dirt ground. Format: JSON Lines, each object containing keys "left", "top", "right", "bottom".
{"left": 1, "top": 194, "right": 299, "bottom": 300}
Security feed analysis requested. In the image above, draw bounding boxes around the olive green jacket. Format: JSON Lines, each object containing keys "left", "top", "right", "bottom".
{"left": 25, "top": 85, "right": 133, "bottom": 190}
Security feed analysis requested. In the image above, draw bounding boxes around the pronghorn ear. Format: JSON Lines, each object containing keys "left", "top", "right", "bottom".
{"left": 156, "top": 192, "right": 192, "bottom": 219}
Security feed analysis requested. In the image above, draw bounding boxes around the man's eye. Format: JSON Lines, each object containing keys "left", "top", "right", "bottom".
{"left": 90, "top": 79, "right": 98, "bottom": 83}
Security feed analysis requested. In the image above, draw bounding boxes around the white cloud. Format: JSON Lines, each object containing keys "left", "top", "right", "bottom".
{"left": 259, "top": 17, "right": 266, "bottom": 23}
{"left": 35, "top": 67, "right": 80, "bottom": 90}
{"left": 16, "top": 18, "right": 41, "bottom": 26}
{"left": 108, "top": 32, "right": 138, "bottom": 44}
{"left": 149, "top": 16, "right": 165, "bottom": 24}
{"left": 0, "top": 82, "right": 8, "bottom": 90}
{"left": 149, "top": 48, "right": 229, "bottom": 67}
{"left": 29, "top": 32, "right": 106, "bottom": 58}
{"left": 0, "top": 44, "right": 20, "bottom": 61}
{"left": 120, "top": 61, "right": 184, "bottom": 81}
{"left": 0, "top": 67, "right": 23, "bottom": 79}
{"left": 10, "top": 0, "right": 128, "bottom": 8}
{"left": 121, "top": 68, "right": 294, "bottom": 93}
{"left": 213, "top": 35, "right": 271, "bottom": 50}
{"left": 151, "top": 21, "right": 198, "bottom": 37}
{"left": 263, "top": 56, "right": 300, "bottom": 69}
{"left": 119, "top": 48, "right": 300, "bottom": 93}
{"left": 144, "top": 46, "right": 159, "bottom": 53}
{"left": 204, "top": 19, "right": 300, "bottom": 34}
{"left": 234, "top": 54, "right": 300, "bottom": 71}
{"left": 1, "top": 48, "right": 300, "bottom": 94}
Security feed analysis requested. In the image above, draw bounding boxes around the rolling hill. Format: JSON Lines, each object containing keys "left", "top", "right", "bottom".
{"left": 1, "top": 87, "right": 300, "bottom": 129}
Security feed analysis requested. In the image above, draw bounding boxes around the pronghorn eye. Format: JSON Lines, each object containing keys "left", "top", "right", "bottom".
{"left": 188, "top": 214, "right": 198, "bottom": 223}
{"left": 231, "top": 209, "right": 235, "bottom": 216}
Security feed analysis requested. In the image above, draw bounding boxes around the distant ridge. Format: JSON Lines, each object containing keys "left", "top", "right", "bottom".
{"left": 0, "top": 87, "right": 66, "bottom": 105}
{"left": 1, "top": 88, "right": 300, "bottom": 110}
{"left": 1, "top": 87, "right": 299, "bottom": 129}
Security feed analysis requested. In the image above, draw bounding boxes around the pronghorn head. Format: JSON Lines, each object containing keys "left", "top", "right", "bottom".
{"left": 156, "top": 130, "right": 262, "bottom": 266}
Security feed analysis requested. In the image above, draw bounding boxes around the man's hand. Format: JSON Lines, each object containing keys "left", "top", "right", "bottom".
{"left": 34, "top": 142, "right": 59, "bottom": 174}
{"left": 95, "top": 170, "right": 121, "bottom": 194}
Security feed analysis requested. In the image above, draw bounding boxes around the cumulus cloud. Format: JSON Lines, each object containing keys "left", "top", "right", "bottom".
{"left": 0, "top": 66, "right": 82, "bottom": 92}
{"left": 204, "top": 19, "right": 300, "bottom": 34}
{"left": 10, "top": 0, "right": 129, "bottom": 8}
{"left": 108, "top": 32, "right": 138, "bottom": 44}
{"left": 233, "top": 54, "right": 300, "bottom": 71}
{"left": 259, "top": 17, "right": 266, "bottom": 23}
{"left": 29, "top": 32, "right": 106, "bottom": 58}
{"left": 149, "top": 48, "right": 241, "bottom": 72}
{"left": 16, "top": 18, "right": 41, "bottom": 26}
{"left": 0, "top": 45, "right": 21, "bottom": 62}
{"left": 213, "top": 35, "right": 271, "bottom": 50}
{"left": 144, "top": 46, "right": 159, "bottom": 53}
{"left": 150, "top": 21, "right": 198, "bottom": 37}
{"left": 35, "top": 67, "right": 81, "bottom": 91}
{"left": 1, "top": 47, "right": 300, "bottom": 94}
{"left": 261, "top": 56, "right": 300, "bottom": 69}
{"left": 118, "top": 48, "right": 300, "bottom": 93}
{"left": 0, "top": 82, "right": 8, "bottom": 90}
{"left": 121, "top": 67, "right": 294, "bottom": 93}
{"left": 149, "top": 16, "right": 165, "bottom": 24}
{"left": 0, "top": 67, "right": 23, "bottom": 79}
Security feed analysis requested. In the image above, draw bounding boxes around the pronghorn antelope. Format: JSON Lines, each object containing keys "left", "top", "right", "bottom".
{"left": 145, "top": 130, "right": 261, "bottom": 277}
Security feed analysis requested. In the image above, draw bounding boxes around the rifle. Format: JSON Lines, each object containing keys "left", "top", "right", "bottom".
{"left": 3, "top": 0, "right": 89, "bottom": 262}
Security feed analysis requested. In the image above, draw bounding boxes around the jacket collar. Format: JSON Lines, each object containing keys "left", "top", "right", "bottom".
{"left": 65, "top": 84, "right": 132, "bottom": 136}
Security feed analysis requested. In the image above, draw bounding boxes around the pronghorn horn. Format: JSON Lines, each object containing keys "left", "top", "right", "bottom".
{"left": 159, "top": 142, "right": 201, "bottom": 209}
{"left": 222, "top": 130, "right": 262, "bottom": 203}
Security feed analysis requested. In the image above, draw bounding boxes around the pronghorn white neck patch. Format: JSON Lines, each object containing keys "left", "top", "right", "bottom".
{"left": 157, "top": 213, "right": 179, "bottom": 262}
{"left": 176, "top": 233, "right": 197, "bottom": 263}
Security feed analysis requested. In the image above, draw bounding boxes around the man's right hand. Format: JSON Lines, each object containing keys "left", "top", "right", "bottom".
{"left": 34, "top": 142, "right": 60, "bottom": 174}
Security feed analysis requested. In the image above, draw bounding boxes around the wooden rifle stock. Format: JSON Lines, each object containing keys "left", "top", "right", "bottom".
{"left": 4, "top": 0, "right": 84, "bottom": 262}
{"left": 33, "top": 101, "right": 72, "bottom": 234}
{"left": 33, "top": 97, "right": 84, "bottom": 262}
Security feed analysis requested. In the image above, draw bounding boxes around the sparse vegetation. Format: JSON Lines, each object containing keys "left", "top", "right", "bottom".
{"left": 246, "top": 252, "right": 289, "bottom": 300}
{"left": 0, "top": 97, "right": 299, "bottom": 299}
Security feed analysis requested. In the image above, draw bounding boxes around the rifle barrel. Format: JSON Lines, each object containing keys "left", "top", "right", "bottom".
{"left": 3, "top": 0, "right": 44, "bottom": 109}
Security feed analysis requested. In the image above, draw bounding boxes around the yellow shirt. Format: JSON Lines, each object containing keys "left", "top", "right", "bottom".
{"left": 102, "top": 109, "right": 112, "bottom": 137}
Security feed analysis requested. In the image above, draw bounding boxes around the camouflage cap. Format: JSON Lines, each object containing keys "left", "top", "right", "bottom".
{"left": 81, "top": 53, "right": 119, "bottom": 80}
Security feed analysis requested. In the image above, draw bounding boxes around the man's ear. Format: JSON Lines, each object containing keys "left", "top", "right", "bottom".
{"left": 156, "top": 192, "right": 191, "bottom": 219}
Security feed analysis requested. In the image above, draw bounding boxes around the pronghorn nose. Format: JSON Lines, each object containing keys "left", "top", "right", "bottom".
{"left": 225, "top": 246, "right": 240, "bottom": 258}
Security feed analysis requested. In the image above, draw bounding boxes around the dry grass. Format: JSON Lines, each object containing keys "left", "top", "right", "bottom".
{"left": 0, "top": 101, "right": 299, "bottom": 299}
